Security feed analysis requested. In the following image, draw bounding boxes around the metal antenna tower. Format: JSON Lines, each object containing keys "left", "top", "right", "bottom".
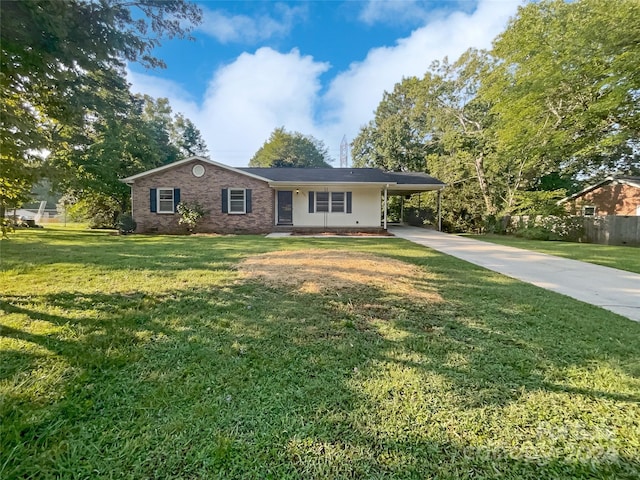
{"left": 340, "top": 135, "right": 349, "bottom": 168}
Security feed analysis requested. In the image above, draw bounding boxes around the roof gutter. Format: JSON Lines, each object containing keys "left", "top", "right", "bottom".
{"left": 386, "top": 183, "right": 445, "bottom": 191}
{"left": 267, "top": 181, "right": 394, "bottom": 188}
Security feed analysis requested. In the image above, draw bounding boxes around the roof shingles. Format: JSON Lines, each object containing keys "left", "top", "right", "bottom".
{"left": 239, "top": 167, "right": 444, "bottom": 186}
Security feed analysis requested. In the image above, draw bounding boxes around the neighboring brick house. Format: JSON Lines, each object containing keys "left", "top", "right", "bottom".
{"left": 558, "top": 176, "right": 640, "bottom": 216}
{"left": 121, "top": 156, "right": 445, "bottom": 234}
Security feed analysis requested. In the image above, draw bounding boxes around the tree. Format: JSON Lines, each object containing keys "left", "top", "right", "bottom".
{"left": 173, "top": 114, "right": 209, "bottom": 158}
{"left": 483, "top": 0, "right": 640, "bottom": 187}
{"left": 352, "top": 50, "right": 498, "bottom": 226}
{"left": 0, "top": 0, "right": 201, "bottom": 219}
{"left": 50, "top": 91, "right": 207, "bottom": 228}
{"left": 249, "top": 128, "right": 333, "bottom": 167}
{"left": 352, "top": 0, "right": 640, "bottom": 228}
{"left": 352, "top": 77, "right": 434, "bottom": 172}
{"left": 137, "top": 95, "right": 182, "bottom": 167}
{"left": 428, "top": 51, "right": 498, "bottom": 215}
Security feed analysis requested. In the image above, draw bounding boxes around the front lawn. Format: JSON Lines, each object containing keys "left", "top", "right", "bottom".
{"left": 1, "top": 228, "right": 639, "bottom": 479}
{"left": 466, "top": 234, "right": 640, "bottom": 274}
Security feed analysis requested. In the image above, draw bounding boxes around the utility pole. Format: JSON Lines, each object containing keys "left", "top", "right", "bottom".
{"left": 340, "top": 135, "right": 349, "bottom": 168}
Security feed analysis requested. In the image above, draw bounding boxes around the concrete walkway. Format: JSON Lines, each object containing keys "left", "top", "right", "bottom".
{"left": 389, "top": 225, "right": 640, "bottom": 322}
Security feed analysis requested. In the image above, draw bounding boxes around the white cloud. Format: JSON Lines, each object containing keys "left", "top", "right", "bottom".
{"left": 198, "top": 3, "right": 306, "bottom": 44}
{"left": 128, "top": 0, "right": 522, "bottom": 167}
{"left": 322, "top": 0, "right": 523, "bottom": 148}
{"left": 125, "top": 71, "right": 200, "bottom": 120}
{"left": 200, "top": 48, "right": 329, "bottom": 164}
{"left": 358, "top": 0, "right": 472, "bottom": 26}
{"left": 129, "top": 49, "right": 330, "bottom": 166}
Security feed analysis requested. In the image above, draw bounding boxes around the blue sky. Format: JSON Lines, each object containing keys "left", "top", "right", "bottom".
{"left": 128, "top": 0, "right": 523, "bottom": 166}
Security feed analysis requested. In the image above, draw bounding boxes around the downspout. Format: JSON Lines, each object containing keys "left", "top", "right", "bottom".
{"left": 273, "top": 189, "right": 277, "bottom": 226}
{"left": 130, "top": 183, "right": 134, "bottom": 216}
{"left": 437, "top": 189, "right": 442, "bottom": 232}
{"left": 324, "top": 187, "right": 328, "bottom": 231}
{"left": 383, "top": 185, "right": 388, "bottom": 230}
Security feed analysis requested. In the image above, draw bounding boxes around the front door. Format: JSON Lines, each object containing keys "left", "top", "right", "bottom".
{"left": 277, "top": 190, "right": 293, "bottom": 225}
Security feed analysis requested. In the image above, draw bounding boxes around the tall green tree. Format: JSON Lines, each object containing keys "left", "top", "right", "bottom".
{"left": 172, "top": 114, "right": 209, "bottom": 158}
{"left": 137, "top": 95, "right": 182, "bottom": 166}
{"left": 428, "top": 51, "right": 497, "bottom": 215}
{"left": 354, "top": 0, "right": 640, "bottom": 223}
{"left": 483, "top": 0, "right": 640, "bottom": 187}
{"left": 0, "top": 0, "right": 201, "bottom": 218}
{"left": 352, "top": 50, "right": 497, "bottom": 225}
{"left": 51, "top": 92, "right": 207, "bottom": 227}
{"left": 249, "top": 128, "right": 333, "bottom": 168}
{"left": 352, "top": 77, "right": 434, "bottom": 173}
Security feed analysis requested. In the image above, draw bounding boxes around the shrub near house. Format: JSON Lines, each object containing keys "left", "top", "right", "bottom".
{"left": 177, "top": 201, "right": 207, "bottom": 233}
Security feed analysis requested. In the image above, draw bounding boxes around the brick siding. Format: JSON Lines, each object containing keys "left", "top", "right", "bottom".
{"left": 566, "top": 184, "right": 640, "bottom": 216}
{"left": 130, "top": 160, "right": 274, "bottom": 234}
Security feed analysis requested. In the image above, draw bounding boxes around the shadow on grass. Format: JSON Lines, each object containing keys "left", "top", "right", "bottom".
{"left": 1, "top": 231, "right": 639, "bottom": 478}
{"left": 0, "top": 228, "right": 405, "bottom": 273}
{"left": 1, "top": 229, "right": 298, "bottom": 274}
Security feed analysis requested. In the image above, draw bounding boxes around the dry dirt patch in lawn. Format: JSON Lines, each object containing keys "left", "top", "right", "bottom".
{"left": 238, "top": 249, "right": 442, "bottom": 303}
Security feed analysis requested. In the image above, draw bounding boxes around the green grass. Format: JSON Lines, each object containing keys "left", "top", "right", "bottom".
{"left": 465, "top": 234, "right": 640, "bottom": 274}
{"left": 1, "top": 227, "right": 639, "bottom": 479}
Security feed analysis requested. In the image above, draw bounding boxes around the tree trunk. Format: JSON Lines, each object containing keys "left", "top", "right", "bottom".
{"left": 474, "top": 154, "right": 495, "bottom": 215}
{"left": 503, "top": 158, "right": 527, "bottom": 214}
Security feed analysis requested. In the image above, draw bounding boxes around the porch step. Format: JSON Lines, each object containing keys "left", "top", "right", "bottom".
{"left": 271, "top": 226, "right": 388, "bottom": 235}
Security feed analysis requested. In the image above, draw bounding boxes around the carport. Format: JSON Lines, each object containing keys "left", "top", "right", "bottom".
{"left": 382, "top": 172, "right": 445, "bottom": 231}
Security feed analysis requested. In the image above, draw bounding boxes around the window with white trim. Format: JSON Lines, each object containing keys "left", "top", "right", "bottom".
{"left": 158, "top": 188, "right": 175, "bottom": 213}
{"left": 315, "top": 192, "right": 346, "bottom": 212}
{"left": 583, "top": 205, "right": 596, "bottom": 216}
{"left": 228, "top": 189, "right": 246, "bottom": 214}
{"left": 316, "top": 192, "right": 329, "bottom": 212}
{"left": 331, "top": 192, "right": 345, "bottom": 213}
{"left": 310, "top": 191, "right": 352, "bottom": 213}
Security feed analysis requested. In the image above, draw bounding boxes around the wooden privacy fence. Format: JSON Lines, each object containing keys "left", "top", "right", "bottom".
{"left": 582, "top": 215, "right": 640, "bottom": 246}
{"left": 506, "top": 215, "right": 640, "bottom": 246}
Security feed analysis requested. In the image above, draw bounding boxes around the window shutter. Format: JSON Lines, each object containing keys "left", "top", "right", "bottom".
{"left": 308, "top": 191, "right": 314, "bottom": 213}
{"left": 150, "top": 188, "right": 157, "bottom": 212}
{"left": 246, "top": 189, "right": 252, "bottom": 213}
{"left": 174, "top": 188, "right": 181, "bottom": 209}
{"left": 346, "top": 192, "right": 352, "bottom": 214}
{"left": 221, "top": 188, "right": 228, "bottom": 213}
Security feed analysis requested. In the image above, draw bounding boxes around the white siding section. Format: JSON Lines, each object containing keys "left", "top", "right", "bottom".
{"left": 289, "top": 187, "right": 381, "bottom": 228}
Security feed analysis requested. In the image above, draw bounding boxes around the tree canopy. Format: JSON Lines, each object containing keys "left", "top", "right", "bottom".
{"left": 352, "top": 0, "right": 640, "bottom": 229}
{"left": 484, "top": 0, "right": 640, "bottom": 181}
{"left": 352, "top": 51, "right": 498, "bottom": 224}
{"left": 52, "top": 93, "right": 208, "bottom": 228}
{"left": 249, "top": 128, "right": 333, "bottom": 168}
{"left": 0, "top": 0, "right": 202, "bottom": 220}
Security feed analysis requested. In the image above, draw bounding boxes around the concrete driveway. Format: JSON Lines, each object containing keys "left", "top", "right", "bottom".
{"left": 389, "top": 225, "right": 640, "bottom": 322}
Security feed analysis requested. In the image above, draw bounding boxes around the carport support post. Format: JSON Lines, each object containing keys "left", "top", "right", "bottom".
{"left": 437, "top": 190, "right": 442, "bottom": 232}
{"left": 383, "top": 185, "right": 388, "bottom": 230}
